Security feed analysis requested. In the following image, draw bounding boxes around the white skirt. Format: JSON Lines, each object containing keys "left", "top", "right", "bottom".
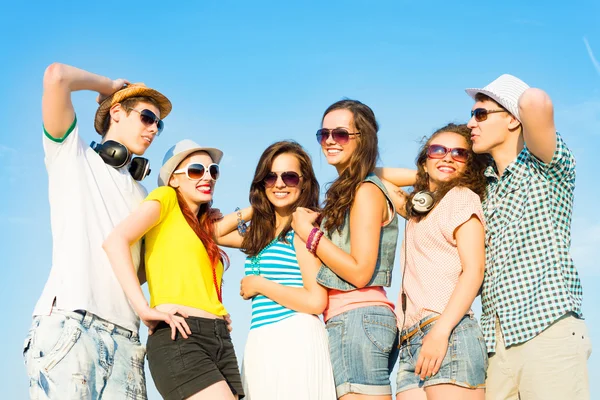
{"left": 242, "top": 313, "right": 336, "bottom": 400}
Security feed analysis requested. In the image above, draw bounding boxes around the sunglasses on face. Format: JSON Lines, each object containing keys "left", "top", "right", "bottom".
{"left": 173, "top": 163, "right": 220, "bottom": 181}
{"left": 427, "top": 144, "right": 469, "bottom": 163}
{"left": 130, "top": 109, "right": 164, "bottom": 135}
{"left": 470, "top": 108, "right": 508, "bottom": 123}
{"left": 263, "top": 171, "right": 302, "bottom": 188}
{"left": 316, "top": 128, "right": 361, "bottom": 146}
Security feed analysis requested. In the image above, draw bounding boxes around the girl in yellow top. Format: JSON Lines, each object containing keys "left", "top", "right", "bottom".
{"left": 103, "top": 139, "right": 244, "bottom": 400}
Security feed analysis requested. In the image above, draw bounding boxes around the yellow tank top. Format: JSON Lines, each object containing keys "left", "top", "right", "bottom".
{"left": 143, "top": 186, "right": 226, "bottom": 315}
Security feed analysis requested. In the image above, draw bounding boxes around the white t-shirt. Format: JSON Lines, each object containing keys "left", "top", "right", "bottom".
{"left": 33, "top": 118, "right": 147, "bottom": 332}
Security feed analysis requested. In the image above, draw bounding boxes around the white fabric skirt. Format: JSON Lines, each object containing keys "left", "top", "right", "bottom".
{"left": 242, "top": 313, "right": 336, "bottom": 400}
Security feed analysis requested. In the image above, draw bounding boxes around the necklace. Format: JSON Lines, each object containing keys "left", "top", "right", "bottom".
{"left": 212, "top": 264, "right": 222, "bottom": 303}
{"left": 250, "top": 237, "right": 279, "bottom": 275}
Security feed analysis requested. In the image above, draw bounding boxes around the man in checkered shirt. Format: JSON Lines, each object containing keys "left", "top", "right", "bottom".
{"left": 465, "top": 74, "right": 591, "bottom": 399}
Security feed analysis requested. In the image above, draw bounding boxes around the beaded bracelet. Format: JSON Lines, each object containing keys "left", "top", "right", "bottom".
{"left": 235, "top": 207, "right": 248, "bottom": 236}
{"left": 310, "top": 230, "right": 324, "bottom": 255}
{"left": 306, "top": 227, "right": 320, "bottom": 251}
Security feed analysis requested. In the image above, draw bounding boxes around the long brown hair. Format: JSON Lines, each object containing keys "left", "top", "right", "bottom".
{"left": 405, "top": 123, "right": 491, "bottom": 219}
{"left": 321, "top": 99, "right": 379, "bottom": 233}
{"left": 241, "top": 141, "right": 320, "bottom": 257}
{"left": 172, "top": 176, "right": 229, "bottom": 269}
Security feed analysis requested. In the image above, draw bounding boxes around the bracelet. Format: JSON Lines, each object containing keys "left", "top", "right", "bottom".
{"left": 310, "top": 230, "right": 324, "bottom": 255}
{"left": 306, "top": 227, "right": 320, "bottom": 251}
{"left": 235, "top": 207, "right": 248, "bottom": 236}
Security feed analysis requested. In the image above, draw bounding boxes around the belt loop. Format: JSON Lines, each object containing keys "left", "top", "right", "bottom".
{"left": 82, "top": 311, "right": 93, "bottom": 329}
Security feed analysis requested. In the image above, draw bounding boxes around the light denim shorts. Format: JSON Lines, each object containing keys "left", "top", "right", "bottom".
{"left": 396, "top": 314, "right": 488, "bottom": 393}
{"left": 23, "top": 308, "right": 147, "bottom": 399}
{"left": 325, "top": 305, "right": 399, "bottom": 397}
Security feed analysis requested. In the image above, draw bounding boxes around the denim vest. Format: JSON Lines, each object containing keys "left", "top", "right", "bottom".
{"left": 316, "top": 173, "right": 399, "bottom": 291}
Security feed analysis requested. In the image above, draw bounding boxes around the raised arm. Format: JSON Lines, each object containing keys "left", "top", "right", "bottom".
{"left": 42, "top": 63, "right": 128, "bottom": 138}
{"left": 293, "top": 182, "right": 387, "bottom": 288}
{"left": 103, "top": 201, "right": 190, "bottom": 339}
{"left": 415, "top": 215, "right": 485, "bottom": 379}
{"left": 214, "top": 206, "right": 253, "bottom": 248}
{"left": 240, "top": 234, "right": 328, "bottom": 314}
{"left": 374, "top": 167, "right": 417, "bottom": 187}
{"left": 518, "top": 88, "right": 556, "bottom": 163}
{"left": 380, "top": 179, "right": 409, "bottom": 219}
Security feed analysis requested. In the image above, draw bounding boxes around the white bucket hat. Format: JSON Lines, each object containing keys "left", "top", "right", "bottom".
{"left": 158, "top": 139, "right": 223, "bottom": 186}
{"left": 465, "top": 74, "right": 530, "bottom": 122}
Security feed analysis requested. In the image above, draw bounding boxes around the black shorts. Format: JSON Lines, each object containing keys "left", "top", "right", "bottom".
{"left": 147, "top": 316, "right": 244, "bottom": 399}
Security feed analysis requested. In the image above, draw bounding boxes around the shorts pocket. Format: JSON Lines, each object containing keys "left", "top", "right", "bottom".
{"left": 40, "top": 324, "right": 82, "bottom": 373}
{"left": 363, "top": 312, "right": 398, "bottom": 353}
{"left": 28, "top": 314, "right": 82, "bottom": 373}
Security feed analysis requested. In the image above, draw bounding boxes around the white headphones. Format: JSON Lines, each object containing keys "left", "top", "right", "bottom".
{"left": 410, "top": 191, "right": 434, "bottom": 214}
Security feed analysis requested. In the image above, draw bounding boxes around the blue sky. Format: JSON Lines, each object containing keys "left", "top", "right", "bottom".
{"left": 1, "top": 1, "right": 598, "bottom": 398}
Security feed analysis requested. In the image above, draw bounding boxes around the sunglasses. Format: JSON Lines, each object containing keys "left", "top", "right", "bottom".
{"left": 316, "top": 128, "right": 361, "bottom": 145}
{"left": 470, "top": 108, "right": 508, "bottom": 122}
{"left": 173, "top": 163, "right": 220, "bottom": 181}
{"left": 130, "top": 109, "right": 164, "bottom": 135}
{"left": 263, "top": 171, "right": 302, "bottom": 188}
{"left": 427, "top": 144, "right": 469, "bottom": 163}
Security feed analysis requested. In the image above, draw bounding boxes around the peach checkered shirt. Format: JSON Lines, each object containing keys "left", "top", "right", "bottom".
{"left": 397, "top": 187, "right": 484, "bottom": 329}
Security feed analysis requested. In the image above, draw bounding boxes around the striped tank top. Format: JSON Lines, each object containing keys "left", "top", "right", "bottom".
{"left": 244, "top": 231, "right": 303, "bottom": 330}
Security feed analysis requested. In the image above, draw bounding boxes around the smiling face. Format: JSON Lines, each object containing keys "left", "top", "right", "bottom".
{"left": 264, "top": 153, "right": 303, "bottom": 215}
{"left": 321, "top": 109, "right": 359, "bottom": 173}
{"left": 423, "top": 131, "right": 469, "bottom": 191}
{"left": 169, "top": 151, "right": 216, "bottom": 207}
{"left": 106, "top": 100, "right": 161, "bottom": 156}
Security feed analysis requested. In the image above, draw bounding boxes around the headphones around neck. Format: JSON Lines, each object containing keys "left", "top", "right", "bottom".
{"left": 410, "top": 190, "right": 434, "bottom": 214}
{"left": 90, "top": 140, "right": 151, "bottom": 181}
{"left": 400, "top": 189, "right": 435, "bottom": 331}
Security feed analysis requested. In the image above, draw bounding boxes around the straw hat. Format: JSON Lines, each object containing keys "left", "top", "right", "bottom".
{"left": 465, "top": 74, "right": 530, "bottom": 122}
{"left": 94, "top": 83, "right": 172, "bottom": 134}
{"left": 158, "top": 139, "right": 224, "bottom": 186}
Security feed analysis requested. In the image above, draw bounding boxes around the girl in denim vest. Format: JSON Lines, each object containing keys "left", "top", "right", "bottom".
{"left": 292, "top": 100, "right": 413, "bottom": 399}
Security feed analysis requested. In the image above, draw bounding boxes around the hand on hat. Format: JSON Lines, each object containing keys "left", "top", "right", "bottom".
{"left": 96, "top": 78, "right": 131, "bottom": 104}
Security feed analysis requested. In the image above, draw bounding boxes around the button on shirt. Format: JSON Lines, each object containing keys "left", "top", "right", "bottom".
{"left": 481, "top": 133, "right": 583, "bottom": 353}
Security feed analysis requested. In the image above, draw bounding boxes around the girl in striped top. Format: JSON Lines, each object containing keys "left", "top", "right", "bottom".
{"left": 217, "top": 141, "right": 335, "bottom": 400}
{"left": 243, "top": 230, "right": 303, "bottom": 329}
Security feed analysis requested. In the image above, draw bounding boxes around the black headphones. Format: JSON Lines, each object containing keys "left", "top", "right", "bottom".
{"left": 90, "top": 140, "right": 151, "bottom": 181}
{"left": 410, "top": 190, "right": 434, "bottom": 214}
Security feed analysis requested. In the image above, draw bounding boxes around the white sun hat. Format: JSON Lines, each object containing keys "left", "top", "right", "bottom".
{"left": 158, "top": 139, "right": 223, "bottom": 186}
{"left": 465, "top": 74, "right": 530, "bottom": 122}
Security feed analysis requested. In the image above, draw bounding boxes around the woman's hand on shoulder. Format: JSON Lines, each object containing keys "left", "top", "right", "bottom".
{"left": 292, "top": 207, "right": 321, "bottom": 241}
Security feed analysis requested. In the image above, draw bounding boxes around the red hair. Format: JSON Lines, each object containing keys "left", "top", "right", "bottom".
{"left": 175, "top": 189, "right": 229, "bottom": 269}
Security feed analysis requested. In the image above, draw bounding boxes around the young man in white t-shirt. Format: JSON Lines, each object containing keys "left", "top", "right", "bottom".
{"left": 22, "top": 63, "right": 172, "bottom": 399}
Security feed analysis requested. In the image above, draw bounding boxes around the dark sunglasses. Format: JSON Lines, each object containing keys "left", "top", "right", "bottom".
{"left": 470, "top": 108, "right": 508, "bottom": 122}
{"left": 130, "top": 109, "right": 164, "bottom": 135}
{"left": 173, "top": 163, "right": 220, "bottom": 181}
{"left": 316, "top": 128, "right": 361, "bottom": 145}
{"left": 427, "top": 144, "right": 469, "bottom": 163}
{"left": 263, "top": 171, "right": 302, "bottom": 188}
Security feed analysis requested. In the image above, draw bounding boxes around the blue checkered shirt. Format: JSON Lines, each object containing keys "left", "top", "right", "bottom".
{"left": 480, "top": 133, "right": 583, "bottom": 354}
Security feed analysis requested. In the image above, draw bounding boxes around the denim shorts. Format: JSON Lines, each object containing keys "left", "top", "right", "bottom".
{"left": 396, "top": 314, "right": 488, "bottom": 393}
{"left": 325, "top": 306, "right": 399, "bottom": 397}
{"left": 147, "top": 316, "right": 244, "bottom": 400}
{"left": 23, "top": 308, "right": 147, "bottom": 399}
